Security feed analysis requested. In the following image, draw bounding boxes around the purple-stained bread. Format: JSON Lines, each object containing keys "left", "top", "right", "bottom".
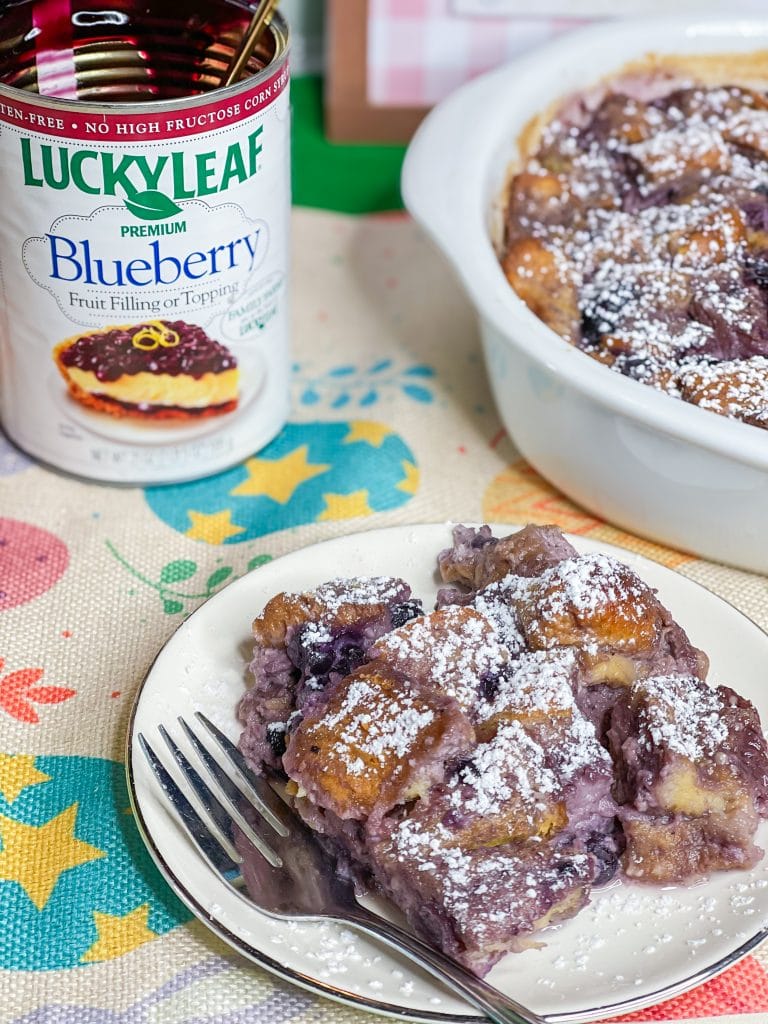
{"left": 237, "top": 523, "right": 768, "bottom": 976}
{"left": 608, "top": 673, "right": 768, "bottom": 880}
{"left": 282, "top": 661, "right": 475, "bottom": 830}
{"left": 238, "top": 576, "right": 423, "bottom": 770}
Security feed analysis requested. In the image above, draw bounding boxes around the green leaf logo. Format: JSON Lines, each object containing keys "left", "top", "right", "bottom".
{"left": 124, "top": 190, "right": 182, "bottom": 221}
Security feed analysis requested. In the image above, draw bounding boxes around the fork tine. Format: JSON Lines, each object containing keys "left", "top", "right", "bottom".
{"left": 159, "top": 724, "right": 282, "bottom": 869}
{"left": 192, "top": 712, "right": 293, "bottom": 836}
{"left": 138, "top": 732, "right": 241, "bottom": 876}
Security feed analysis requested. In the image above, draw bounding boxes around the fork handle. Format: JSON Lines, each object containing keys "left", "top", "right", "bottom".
{"left": 346, "top": 909, "right": 548, "bottom": 1024}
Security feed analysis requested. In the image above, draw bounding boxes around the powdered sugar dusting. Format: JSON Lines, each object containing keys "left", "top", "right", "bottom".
{"left": 678, "top": 355, "right": 768, "bottom": 427}
{"left": 314, "top": 576, "right": 408, "bottom": 613}
{"left": 505, "top": 80, "right": 768, "bottom": 428}
{"left": 449, "top": 719, "right": 559, "bottom": 817}
{"left": 555, "top": 712, "right": 613, "bottom": 780}
{"left": 543, "top": 554, "right": 646, "bottom": 616}
{"left": 485, "top": 649, "right": 577, "bottom": 720}
{"left": 638, "top": 674, "right": 729, "bottom": 760}
{"left": 373, "top": 606, "right": 509, "bottom": 712}
{"left": 524, "top": 553, "right": 651, "bottom": 649}
{"left": 472, "top": 580, "right": 528, "bottom": 652}
{"left": 320, "top": 677, "right": 436, "bottom": 774}
{"left": 299, "top": 621, "right": 332, "bottom": 644}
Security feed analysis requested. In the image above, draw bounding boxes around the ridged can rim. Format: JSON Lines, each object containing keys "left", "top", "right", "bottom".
{"left": 0, "top": 7, "right": 290, "bottom": 114}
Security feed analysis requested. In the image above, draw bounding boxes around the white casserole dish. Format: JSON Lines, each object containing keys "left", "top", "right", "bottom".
{"left": 402, "top": 17, "right": 768, "bottom": 574}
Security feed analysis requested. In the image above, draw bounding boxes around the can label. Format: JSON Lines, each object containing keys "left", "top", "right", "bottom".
{"left": 0, "top": 60, "right": 290, "bottom": 483}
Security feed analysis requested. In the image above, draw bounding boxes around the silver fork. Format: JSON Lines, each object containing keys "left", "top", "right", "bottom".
{"left": 139, "top": 712, "right": 547, "bottom": 1024}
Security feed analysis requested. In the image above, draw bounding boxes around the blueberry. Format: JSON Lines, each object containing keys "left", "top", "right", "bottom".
{"left": 586, "top": 830, "right": 622, "bottom": 886}
{"left": 555, "top": 857, "right": 580, "bottom": 880}
{"left": 743, "top": 200, "right": 768, "bottom": 233}
{"left": 334, "top": 641, "right": 365, "bottom": 677}
{"left": 391, "top": 600, "right": 424, "bottom": 628}
{"left": 580, "top": 310, "right": 607, "bottom": 346}
{"left": 479, "top": 671, "right": 501, "bottom": 702}
{"left": 266, "top": 722, "right": 287, "bottom": 758}
{"left": 745, "top": 253, "right": 768, "bottom": 290}
{"left": 288, "top": 624, "right": 335, "bottom": 675}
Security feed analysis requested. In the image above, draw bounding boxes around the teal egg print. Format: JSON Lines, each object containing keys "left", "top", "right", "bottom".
{"left": 0, "top": 754, "right": 190, "bottom": 969}
{"left": 144, "top": 420, "right": 419, "bottom": 544}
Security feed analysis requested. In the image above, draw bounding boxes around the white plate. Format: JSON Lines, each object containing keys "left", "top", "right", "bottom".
{"left": 50, "top": 359, "right": 264, "bottom": 447}
{"left": 126, "top": 524, "right": 768, "bottom": 1023}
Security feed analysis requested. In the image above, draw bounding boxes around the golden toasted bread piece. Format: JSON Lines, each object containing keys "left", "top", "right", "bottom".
{"left": 252, "top": 576, "right": 410, "bottom": 647}
{"left": 517, "top": 553, "right": 661, "bottom": 655}
{"left": 511, "top": 170, "right": 565, "bottom": 203}
{"left": 722, "top": 104, "right": 768, "bottom": 159}
{"left": 611, "top": 674, "right": 768, "bottom": 882}
{"left": 475, "top": 649, "right": 576, "bottom": 742}
{"left": 668, "top": 206, "right": 745, "bottom": 268}
{"left": 622, "top": 815, "right": 761, "bottom": 881}
{"left": 371, "top": 606, "right": 508, "bottom": 716}
{"left": 613, "top": 675, "right": 755, "bottom": 815}
{"left": 252, "top": 591, "right": 325, "bottom": 648}
{"left": 676, "top": 357, "right": 768, "bottom": 429}
{"left": 502, "top": 237, "right": 580, "bottom": 342}
{"left": 282, "top": 662, "right": 475, "bottom": 823}
{"left": 628, "top": 129, "right": 732, "bottom": 189}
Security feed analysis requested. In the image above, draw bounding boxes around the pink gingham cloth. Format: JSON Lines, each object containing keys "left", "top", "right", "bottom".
{"left": 367, "top": 0, "right": 584, "bottom": 108}
{"left": 367, "top": 0, "right": 768, "bottom": 109}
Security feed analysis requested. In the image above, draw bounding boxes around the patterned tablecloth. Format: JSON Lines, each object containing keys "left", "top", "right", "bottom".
{"left": 3, "top": 78, "right": 768, "bottom": 1024}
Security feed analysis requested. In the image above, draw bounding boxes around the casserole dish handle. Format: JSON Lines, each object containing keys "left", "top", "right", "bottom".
{"left": 401, "top": 74, "right": 493, "bottom": 271}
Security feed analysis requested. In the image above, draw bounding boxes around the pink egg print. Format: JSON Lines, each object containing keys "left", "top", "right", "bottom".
{"left": 0, "top": 518, "right": 69, "bottom": 611}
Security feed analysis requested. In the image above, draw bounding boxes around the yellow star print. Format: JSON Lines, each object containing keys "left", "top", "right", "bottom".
{"left": 0, "top": 803, "right": 106, "bottom": 910}
{"left": 0, "top": 755, "right": 51, "bottom": 804}
{"left": 229, "top": 446, "right": 330, "bottom": 504}
{"left": 396, "top": 460, "right": 420, "bottom": 495}
{"left": 318, "top": 490, "right": 373, "bottom": 521}
{"left": 81, "top": 904, "right": 156, "bottom": 962}
{"left": 343, "top": 421, "right": 392, "bottom": 447}
{"left": 185, "top": 509, "right": 245, "bottom": 544}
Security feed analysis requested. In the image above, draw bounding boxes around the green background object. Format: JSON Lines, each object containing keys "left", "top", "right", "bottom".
{"left": 290, "top": 77, "right": 407, "bottom": 214}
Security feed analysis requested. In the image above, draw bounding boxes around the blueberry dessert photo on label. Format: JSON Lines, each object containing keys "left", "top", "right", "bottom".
{"left": 235, "top": 523, "right": 768, "bottom": 978}
{"left": 53, "top": 319, "right": 239, "bottom": 421}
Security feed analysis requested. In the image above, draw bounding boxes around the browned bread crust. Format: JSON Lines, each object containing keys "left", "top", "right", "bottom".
{"left": 282, "top": 662, "right": 475, "bottom": 823}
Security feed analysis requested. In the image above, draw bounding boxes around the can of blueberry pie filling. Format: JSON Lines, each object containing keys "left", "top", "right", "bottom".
{"left": 0, "top": 2, "right": 290, "bottom": 483}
